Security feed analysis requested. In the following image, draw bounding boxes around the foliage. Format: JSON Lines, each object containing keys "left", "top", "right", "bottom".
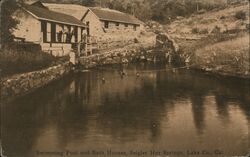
{"left": 235, "top": 11, "right": 246, "bottom": 20}
{"left": 194, "top": 34, "right": 249, "bottom": 76}
{"left": 0, "top": 47, "right": 58, "bottom": 77}
{"left": 39, "top": 0, "right": 227, "bottom": 24}
{"left": 211, "top": 26, "right": 221, "bottom": 34}
{"left": 41, "top": 0, "right": 96, "bottom": 6}
{"left": 81, "top": 0, "right": 95, "bottom": 6}
{"left": 192, "top": 28, "right": 209, "bottom": 34}
{"left": 192, "top": 28, "right": 199, "bottom": 34}
{"left": 0, "top": 0, "right": 19, "bottom": 46}
{"left": 199, "top": 28, "right": 209, "bottom": 34}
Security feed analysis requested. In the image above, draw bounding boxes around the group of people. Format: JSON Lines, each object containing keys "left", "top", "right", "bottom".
{"left": 56, "top": 29, "right": 87, "bottom": 44}
{"left": 56, "top": 30, "right": 75, "bottom": 43}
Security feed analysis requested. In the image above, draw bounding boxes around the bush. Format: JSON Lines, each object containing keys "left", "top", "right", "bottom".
{"left": 200, "top": 28, "right": 209, "bottom": 34}
{"left": 211, "top": 26, "right": 221, "bottom": 34}
{"left": 246, "top": 24, "right": 250, "bottom": 31}
{"left": 223, "top": 29, "right": 241, "bottom": 34}
{"left": 134, "top": 38, "right": 139, "bottom": 43}
{"left": 0, "top": 48, "right": 57, "bottom": 77}
{"left": 192, "top": 28, "right": 199, "bottom": 34}
{"left": 191, "top": 28, "right": 209, "bottom": 34}
{"left": 220, "top": 15, "right": 226, "bottom": 19}
{"left": 197, "top": 9, "right": 206, "bottom": 14}
{"left": 235, "top": 11, "right": 246, "bottom": 20}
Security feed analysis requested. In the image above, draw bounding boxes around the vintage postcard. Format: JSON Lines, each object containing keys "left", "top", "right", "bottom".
{"left": 0, "top": 0, "right": 249, "bottom": 157}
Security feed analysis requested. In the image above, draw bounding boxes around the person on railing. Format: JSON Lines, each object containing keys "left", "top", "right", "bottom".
{"left": 71, "top": 30, "right": 75, "bottom": 43}
{"left": 66, "top": 32, "right": 71, "bottom": 43}
{"left": 57, "top": 30, "right": 63, "bottom": 43}
{"left": 81, "top": 33, "right": 87, "bottom": 56}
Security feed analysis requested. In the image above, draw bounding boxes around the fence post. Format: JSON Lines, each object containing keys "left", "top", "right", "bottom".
{"left": 0, "top": 0, "right": 5, "bottom": 50}
{"left": 77, "top": 42, "right": 80, "bottom": 57}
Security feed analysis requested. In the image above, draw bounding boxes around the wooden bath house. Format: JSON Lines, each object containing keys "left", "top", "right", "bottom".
{"left": 82, "top": 7, "right": 144, "bottom": 38}
{"left": 44, "top": 3, "right": 145, "bottom": 50}
{"left": 13, "top": 2, "right": 89, "bottom": 56}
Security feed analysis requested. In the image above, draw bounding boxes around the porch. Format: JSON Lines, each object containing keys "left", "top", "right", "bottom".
{"left": 40, "top": 19, "right": 88, "bottom": 56}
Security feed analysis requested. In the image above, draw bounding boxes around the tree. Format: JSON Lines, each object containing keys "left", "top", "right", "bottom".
{"left": 80, "top": 0, "right": 96, "bottom": 6}
{"left": 0, "top": 0, "right": 19, "bottom": 48}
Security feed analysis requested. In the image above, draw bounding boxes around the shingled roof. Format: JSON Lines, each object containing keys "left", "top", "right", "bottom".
{"left": 21, "top": 4, "right": 86, "bottom": 27}
{"left": 43, "top": 3, "right": 88, "bottom": 20}
{"left": 89, "top": 8, "right": 143, "bottom": 25}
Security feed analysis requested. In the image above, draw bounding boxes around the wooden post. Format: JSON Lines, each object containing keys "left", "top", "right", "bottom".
{"left": 0, "top": 0, "right": 5, "bottom": 50}
{"left": 90, "top": 36, "right": 92, "bottom": 55}
{"left": 196, "top": 0, "right": 199, "bottom": 12}
{"left": 85, "top": 41, "right": 88, "bottom": 56}
{"left": 69, "top": 51, "right": 76, "bottom": 65}
{"left": 77, "top": 42, "right": 81, "bottom": 57}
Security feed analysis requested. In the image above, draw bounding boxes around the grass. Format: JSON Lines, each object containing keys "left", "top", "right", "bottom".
{"left": 174, "top": 30, "right": 249, "bottom": 76}
{"left": 178, "top": 31, "right": 242, "bottom": 56}
{"left": 194, "top": 34, "right": 249, "bottom": 76}
{"left": 166, "top": 3, "right": 249, "bottom": 77}
{"left": 0, "top": 48, "right": 62, "bottom": 78}
{"left": 167, "top": 4, "right": 249, "bottom": 36}
{"left": 235, "top": 10, "right": 246, "bottom": 20}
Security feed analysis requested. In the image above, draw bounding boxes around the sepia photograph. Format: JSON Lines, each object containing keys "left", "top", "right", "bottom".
{"left": 0, "top": 0, "right": 249, "bottom": 157}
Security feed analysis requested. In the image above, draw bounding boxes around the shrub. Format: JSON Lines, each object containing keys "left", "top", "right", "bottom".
{"left": 246, "top": 24, "right": 250, "bottom": 32}
{"left": 134, "top": 38, "right": 139, "bottom": 43}
{"left": 220, "top": 15, "right": 226, "bottom": 19}
{"left": 235, "top": 11, "right": 246, "bottom": 20}
{"left": 200, "top": 28, "right": 209, "bottom": 34}
{"left": 223, "top": 29, "right": 241, "bottom": 34}
{"left": 192, "top": 28, "right": 199, "bottom": 34}
{"left": 1, "top": 0, "right": 19, "bottom": 45}
{"left": 0, "top": 48, "right": 58, "bottom": 77}
{"left": 197, "top": 9, "right": 206, "bottom": 14}
{"left": 191, "top": 27, "right": 209, "bottom": 34}
{"left": 211, "top": 26, "right": 221, "bottom": 34}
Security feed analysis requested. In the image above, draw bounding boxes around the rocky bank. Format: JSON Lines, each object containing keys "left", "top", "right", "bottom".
{"left": 0, "top": 62, "right": 72, "bottom": 102}
{"left": 162, "top": 3, "right": 250, "bottom": 78}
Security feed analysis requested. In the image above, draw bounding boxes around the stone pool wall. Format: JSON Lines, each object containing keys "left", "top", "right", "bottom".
{"left": 0, "top": 41, "right": 161, "bottom": 102}
{"left": 0, "top": 62, "right": 72, "bottom": 102}
{"left": 78, "top": 43, "right": 161, "bottom": 69}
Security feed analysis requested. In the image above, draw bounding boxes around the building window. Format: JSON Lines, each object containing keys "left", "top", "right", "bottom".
{"left": 46, "top": 23, "right": 51, "bottom": 42}
{"left": 41, "top": 21, "right": 46, "bottom": 32}
{"left": 51, "top": 23, "right": 56, "bottom": 42}
{"left": 74, "top": 26, "right": 78, "bottom": 43}
{"left": 66, "top": 26, "right": 72, "bottom": 43}
{"left": 62, "top": 26, "right": 69, "bottom": 43}
{"left": 41, "top": 21, "right": 47, "bottom": 42}
{"left": 56, "top": 24, "right": 63, "bottom": 43}
{"left": 133, "top": 25, "right": 137, "bottom": 31}
{"left": 116, "top": 22, "right": 119, "bottom": 27}
{"left": 104, "top": 21, "right": 109, "bottom": 28}
{"left": 125, "top": 23, "right": 128, "bottom": 27}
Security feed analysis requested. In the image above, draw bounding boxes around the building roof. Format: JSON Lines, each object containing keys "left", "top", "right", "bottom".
{"left": 43, "top": 3, "right": 143, "bottom": 25}
{"left": 89, "top": 8, "right": 143, "bottom": 25}
{"left": 21, "top": 4, "right": 86, "bottom": 27}
{"left": 23, "top": 0, "right": 40, "bottom": 5}
{"left": 30, "top": 1, "right": 47, "bottom": 8}
{"left": 43, "top": 3, "right": 88, "bottom": 20}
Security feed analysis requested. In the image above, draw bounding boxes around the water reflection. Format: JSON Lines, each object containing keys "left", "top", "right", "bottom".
{"left": 1, "top": 63, "right": 250, "bottom": 157}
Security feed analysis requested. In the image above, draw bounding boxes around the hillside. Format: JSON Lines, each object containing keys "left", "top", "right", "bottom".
{"left": 165, "top": 3, "right": 249, "bottom": 78}
{"left": 40, "top": 0, "right": 239, "bottom": 23}
{"left": 167, "top": 3, "right": 249, "bottom": 38}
